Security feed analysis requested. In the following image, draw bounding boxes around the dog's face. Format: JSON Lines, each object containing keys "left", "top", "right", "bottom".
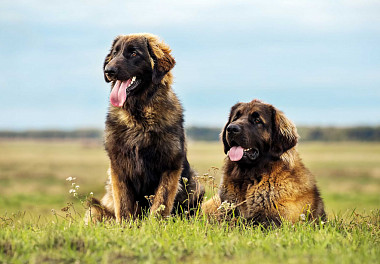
{"left": 222, "top": 100, "right": 298, "bottom": 165}
{"left": 103, "top": 33, "right": 175, "bottom": 107}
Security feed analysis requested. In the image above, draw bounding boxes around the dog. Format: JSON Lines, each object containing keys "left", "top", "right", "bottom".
{"left": 202, "top": 99, "right": 326, "bottom": 225}
{"left": 86, "top": 33, "right": 204, "bottom": 223}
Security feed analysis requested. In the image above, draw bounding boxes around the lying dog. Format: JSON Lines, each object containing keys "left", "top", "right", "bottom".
{"left": 87, "top": 33, "right": 204, "bottom": 223}
{"left": 202, "top": 99, "right": 326, "bottom": 225}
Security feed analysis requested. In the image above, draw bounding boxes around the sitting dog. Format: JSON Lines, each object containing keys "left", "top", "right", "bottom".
{"left": 87, "top": 33, "right": 204, "bottom": 223}
{"left": 202, "top": 99, "right": 326, "bottom": 225}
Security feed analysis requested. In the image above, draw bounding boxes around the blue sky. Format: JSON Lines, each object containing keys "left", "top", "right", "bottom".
{"left": 0, "top": 0, "right": 379, "bottom": 130}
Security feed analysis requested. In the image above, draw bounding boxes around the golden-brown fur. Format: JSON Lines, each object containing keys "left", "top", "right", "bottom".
{"left": 86, "top": 33, "right": 204, "bottom": 223}
{"left": 202, "top": 100, "right": 325, "bottom": 225}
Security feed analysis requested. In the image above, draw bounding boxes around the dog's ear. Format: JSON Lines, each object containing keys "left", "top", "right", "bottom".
{"left": 270, "top": 107, "right": 298, "bottom": 157}
{"left": 145, "top": 35, "right": 176, "bottom": 85}
{"left": 103, "top": 36, "right": 121, "bottom": 83}
{"left": 221, "top": 103, "right": 242, "bottom": 154}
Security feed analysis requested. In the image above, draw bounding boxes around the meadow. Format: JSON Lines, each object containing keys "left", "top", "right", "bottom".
{"left": 0, "top": 140, "right": 379, "bottom": 263}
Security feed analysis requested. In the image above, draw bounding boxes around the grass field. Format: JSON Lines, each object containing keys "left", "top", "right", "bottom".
{"left": 0, "top": 140, "right": 379, "bottom": 263}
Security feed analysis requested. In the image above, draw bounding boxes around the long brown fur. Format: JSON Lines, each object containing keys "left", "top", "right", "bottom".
{"left": 86, "top": 33, "right": 204, "bottom": 223}
{"left": 202, "top": 100, "right": 326, "bottom": 226}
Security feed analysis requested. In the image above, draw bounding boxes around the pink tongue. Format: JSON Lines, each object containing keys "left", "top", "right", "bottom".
{"left": 228, "top": 146, "right": 244, "bottom": 161}
{"left": 110, "top": 79, "right": 132, "bottom": 107}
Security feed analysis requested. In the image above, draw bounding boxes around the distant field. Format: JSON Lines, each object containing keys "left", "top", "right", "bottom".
{"left": 0, "top": 140, "right": 379, "bottom": 216}
{"left": 0, "top": 140, "right": 379, "bottom": 263}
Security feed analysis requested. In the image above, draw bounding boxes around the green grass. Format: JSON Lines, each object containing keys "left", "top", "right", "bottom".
{"left": 1, "top": 210, "right": 379, "bottom": 264}
{"left": 0, "top": 140, "right": 379, "bottom": 263}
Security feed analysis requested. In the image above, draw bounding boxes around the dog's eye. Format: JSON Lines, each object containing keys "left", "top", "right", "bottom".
{"left": 233, "top": 111, "right": 241, "bottom": 121}
{"left": 113, "top": 46, "right": 121, "bottom": 56}
{"left": 253, "top": 118, "right": 262, "bottom": 124}
{"left": 250, "top": 116, "right": 262, "bottom": 125}
{"left": 250, "top": 112, "right": 262, "bottom": 125}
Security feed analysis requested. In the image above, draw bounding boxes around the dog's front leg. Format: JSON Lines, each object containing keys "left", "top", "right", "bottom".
{"left": 150, "top": 169, "right": 182, "bottom": 217}
{"left": 110, "top": 167, "right": 135, "bottom": 223}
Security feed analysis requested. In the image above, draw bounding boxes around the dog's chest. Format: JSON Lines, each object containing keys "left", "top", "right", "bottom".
{"left": 105, "top": 115, "right": 183, "bottom": 175}
{"left": 105, "top": 126, "right": 182, "bottom": 195}
{"left": 106, "top": 125, "right": 180, "bottom": 159}
{"left": 244, "top": 173, "right": 293, "bottom": 212}
{"left": 224, "top": 171, "right": 282, "bottom": 211}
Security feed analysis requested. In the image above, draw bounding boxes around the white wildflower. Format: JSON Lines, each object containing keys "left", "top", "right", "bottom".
{"left": 217, "top": 201, "right": 235, "bottom": 211}
{"left": 300, "top": 213, "right": 306, "bottom": 221}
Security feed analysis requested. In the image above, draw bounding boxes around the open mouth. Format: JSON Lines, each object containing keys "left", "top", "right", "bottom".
{"left": 110, "top": 76, "right": 141, "bottom": 107}
{"left": 227, "top": 146, "right": 259, "bottom": 162}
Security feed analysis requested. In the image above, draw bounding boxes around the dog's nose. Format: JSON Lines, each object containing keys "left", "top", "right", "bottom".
{"left": 227, "top": 124, "right": 241, "bottom": 134}
{"left": 104, "top": 66, "right": 118, "bottom": 78}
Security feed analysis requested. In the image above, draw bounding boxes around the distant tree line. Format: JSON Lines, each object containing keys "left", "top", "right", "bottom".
{"left": 0, "top": 126, "right": 379, "bottom": 142}
{"left": 185, "top": 126, "right": 380, "bottom": 142}
{"left": 296, "top": 126, "right": 380, "bottom": 142}
{"left": 0, "top": 129, "right": 102, "bottom": 139}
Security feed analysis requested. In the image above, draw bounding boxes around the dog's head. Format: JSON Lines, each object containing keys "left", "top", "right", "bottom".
{"left": 103, "top": 33, "right": 176, "bottom": 107}
{"left": 222, "top": 99, "right": 298, "bottom": 165}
